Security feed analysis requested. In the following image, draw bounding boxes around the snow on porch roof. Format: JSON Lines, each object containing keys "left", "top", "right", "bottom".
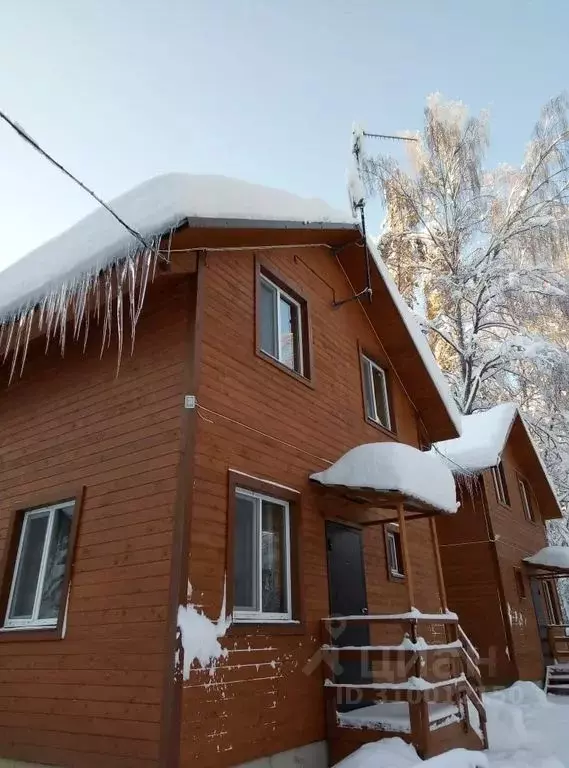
{"left": 0, "top": 173, "right": 354, "bottom": 320}
{"left": 310, "top": 442, "right": 458, "bottom": 514}
{"left": 432, "top": 403, "right": 517, "bottom": 474}
{"left": 524, "top": 546, "right": 569, "bottom": 573}
{"left": 524, "top": 545, "right": 569, "bottom": 573}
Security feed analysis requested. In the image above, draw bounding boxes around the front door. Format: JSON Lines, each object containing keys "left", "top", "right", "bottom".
{"left": 531, "top": 579, "right": 555, "bottom": 667}
{"left": 326, "top": 522, "right": 371, "bottom": 695}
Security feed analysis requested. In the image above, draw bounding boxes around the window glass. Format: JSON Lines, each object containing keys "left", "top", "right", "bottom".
{"left": 260, "top": 279, "right": 278, "bottom": 358}
{"left": 9, "top": 512, "right": 49, "bottom": 621}
{"left": 372, "top": 366, "right": 391, "bottom": 429}
{"left": 233, "top": 488, "right": 291, "bottom": 621}
{"left": 492, "top": 462, "right": 510, "bottom": 506}
{"left": 387, "top": 528, "right": 404, "bottom": 577}
{"left": 519, "top": 478, "right": 535, "bottom": 522}
{"left": 38, "top": 506, "right": 73, "bottom": 620}
{"left": 5, "top": 502, "right": 74, "bottom": 629}
{"left": 259, "top": 273, "right": 305, "bottom": 376}
{"left": 362, "top": 356, "right": 391, "bottom": 430}
{"left": 234, "top": 495, "right": 258, "bottom": 612}
{"left": 261, "top": 500, "right": 288, "bottom": 614}
{"left": 279, "top": 296, "right": 299, "bottom": 372}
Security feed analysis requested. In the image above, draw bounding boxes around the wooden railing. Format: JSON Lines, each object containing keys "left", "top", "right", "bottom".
{"left": 547, "top": 624, "right": 569, "bottom": 664}
{"left": 321, "top": 613, "right": 488, "bottom": 757}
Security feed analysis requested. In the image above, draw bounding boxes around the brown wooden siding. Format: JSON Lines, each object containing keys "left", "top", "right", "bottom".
{"left": 180, "top": 247, "right": 446, "bottom": 767}
{"left": 0, "top": 277, "right": 191, "bottom": 767}
{"left": 437, "top": 433, "right": 551, "bottom": 686}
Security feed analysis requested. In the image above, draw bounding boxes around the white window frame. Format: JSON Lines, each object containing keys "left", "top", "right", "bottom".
{"left": 386, "top": 526, "right": 405, "bottom": 578}
{"left": 491, "top": 462, "right": 509, "bottom": 506}
{"left": 234, "top": 487, "right": 292, "bottom": 623}
{"left": 260, "top": 274, "right": 304, "bottom": 375}
{"left": 362, "top": 355, "right": 392, "bottom": 431}
{"left": 518, "top": 477, "right": 535, "bottom": 522}
{"left": 4, "top": 501, "right": 74, "bottom": 630}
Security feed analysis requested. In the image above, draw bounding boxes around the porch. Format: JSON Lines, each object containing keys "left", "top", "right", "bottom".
{"left": 310, "top": 442, "right": 488, "bottom": 763}
{"left": 524, "top": 546, "right": 569, "bottom": 692}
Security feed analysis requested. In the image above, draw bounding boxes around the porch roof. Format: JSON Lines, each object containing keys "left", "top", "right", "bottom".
{"left": 524, "top": 546, "right": 569, "bottom": 577}
{"left": 309, "top": 442, "right": 458, "bottom": 516}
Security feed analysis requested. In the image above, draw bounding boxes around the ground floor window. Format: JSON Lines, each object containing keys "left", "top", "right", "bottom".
{"left": 385, "top": 524, "right": 405, "bottom": 580}
{"left": 233, "top": 487, "right": 292, "bottom": 621}
{"left": 3, "top": 500, "right": 75, "bottom": 630}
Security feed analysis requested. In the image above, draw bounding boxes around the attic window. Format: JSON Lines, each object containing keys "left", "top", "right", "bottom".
{"left": 518, "top": 477, "right": 536, "bottom": 523}
{"left": 492, "top": 461, "right": 510, "bottom": 506}
{"left": 361, "top": 355, "right": 392, "bottom": 431}
{"left": 257, "top": 267, "right": 310, "bottom": 378}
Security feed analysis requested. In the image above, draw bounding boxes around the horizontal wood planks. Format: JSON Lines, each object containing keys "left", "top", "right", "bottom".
{"left": 437, "top": 432, "right": 551, "bottom": 685}
{"left": 0, "top": 277, "right": 191, "bottom": 767}
{"left": 180, "top": 247, "right": 447, "bottom": 767}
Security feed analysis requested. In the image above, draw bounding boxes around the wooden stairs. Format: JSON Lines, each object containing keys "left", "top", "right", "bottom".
{"left": 545, "top": 664, "right": 569, "bottom": 696}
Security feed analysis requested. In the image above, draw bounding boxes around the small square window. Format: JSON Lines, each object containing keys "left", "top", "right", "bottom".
{"left": 385, "top": 525, "right": 405, "bottom": 579}
{"left": 514, "top": 568, "right": 526, "bottom": 600}
{"left": 518, "top": 477, "right": 536, "bottom": 522}
{"left": 4, "top": 501, "right": 75, "bottom": 630}
{"left": 259, "top": 273, "right": 305, "bottom": 376}
{"left": 362, "top": 355, "right": 392, "bottom": 431}
{"left": 491, "top": 461, "right": 510, "bottom": 506}
{"left": 233, "top": 488, "right": 292, "bottom": 622}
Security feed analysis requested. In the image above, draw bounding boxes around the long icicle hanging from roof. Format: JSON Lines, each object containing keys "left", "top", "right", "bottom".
{"left": 0, "top": 234, "right": 169, "bottom": 383}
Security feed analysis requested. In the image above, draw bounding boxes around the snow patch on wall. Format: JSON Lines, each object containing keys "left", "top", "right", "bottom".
{"left": 177, "top": 580, "right": 232, "bottom": 679}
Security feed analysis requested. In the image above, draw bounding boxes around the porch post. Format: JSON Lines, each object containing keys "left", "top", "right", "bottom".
{"left": 397, "top": 501, "right": 415, "bottom": 611}
{"left": 429, "top": 517, "right": 448, "bottom": 612}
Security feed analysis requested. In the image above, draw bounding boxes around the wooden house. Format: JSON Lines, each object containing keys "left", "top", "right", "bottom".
{"left": 0, "top": 174, "right": 487, "bottom": 768}
{"left": 434, "top": 403, "right": 568, "bottom": 689}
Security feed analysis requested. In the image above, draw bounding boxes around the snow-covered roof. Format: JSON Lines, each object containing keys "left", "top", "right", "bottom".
{"left": 310, "top": 442, "right": 458, "bottom": 514}
{"left": 433, "top": 403, "right": 563, "bottom": 519}
{"left": 367, "top": 240, "right": 462, "bottom": 436}
{"left": 432, "top": 403, "right": 517, "bottom": 474}
{"left": 524, "top": 546, "right": 569, "bottom": 572}
{"left": 0, "top": 173, "right": 354, "bottom": 320}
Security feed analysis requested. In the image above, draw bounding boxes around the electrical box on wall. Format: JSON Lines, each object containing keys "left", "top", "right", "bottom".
{"left": 184, "top": 395, "right": 196, "bottom": 409}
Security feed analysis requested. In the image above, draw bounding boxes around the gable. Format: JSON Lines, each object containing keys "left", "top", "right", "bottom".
{"left": 0, "top": 174, "right": 459, "bottom": 442}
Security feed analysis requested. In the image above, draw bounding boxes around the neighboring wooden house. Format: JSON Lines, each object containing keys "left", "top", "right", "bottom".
{"left": 434, "top": 403, "right": 567, "bottom": 688}
{"left": 0, "top": 174, "right": 486, "bottom": 768}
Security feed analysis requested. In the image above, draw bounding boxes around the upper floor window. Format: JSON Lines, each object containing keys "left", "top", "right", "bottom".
{"left": 4, "top": 501, "right": 75, "bottom": 630}
{"left": 491, "top": 461, "right": 510, "bottom": 506}
{"left": 518, "top": 477, "right": 537, "bottom": 522}
{"left": 233, "top": 487, "right": 292, "bottom": 622}
{"left": 385, "top": 524, "right": 405, "bottom": 579}
{"left": 362, "top": 355, "right": 392, "bottom": 431}
{"left": 259, "top": 272, "right": 306, "bottom": 376}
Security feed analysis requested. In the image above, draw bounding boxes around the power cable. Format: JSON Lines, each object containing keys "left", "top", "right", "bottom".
{"left": 0, "top": 108, "right": 149, "bottom": 249}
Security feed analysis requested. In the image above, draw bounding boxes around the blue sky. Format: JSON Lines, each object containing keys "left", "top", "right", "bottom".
{"left": 0, "top": 0, "right": 567, "bottom": 268}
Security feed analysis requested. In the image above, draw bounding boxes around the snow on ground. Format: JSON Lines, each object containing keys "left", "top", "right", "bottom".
{"left": 310, "top": 442, "right": 458, "bottom": 514}
{"left": 333, "top": 682, "right": 569, "bottom": 768}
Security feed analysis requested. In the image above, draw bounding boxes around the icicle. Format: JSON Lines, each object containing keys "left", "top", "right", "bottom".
{"left": 127, "top": 253, "right": 137, "bottom": 355}
{"left": 0, "top": 228, "right": 174, "bottom": 382}
{"left": 3, "top": 320, "right": 14, "bottom": 364}
{"left": 115, "top": 259, "right": 126, "bottom": 376}
{"left": 19, "top": 309, "right": 34, "bottom": 378}
{"left": 9, "top": 314, "right": 26, "bottom": 384}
